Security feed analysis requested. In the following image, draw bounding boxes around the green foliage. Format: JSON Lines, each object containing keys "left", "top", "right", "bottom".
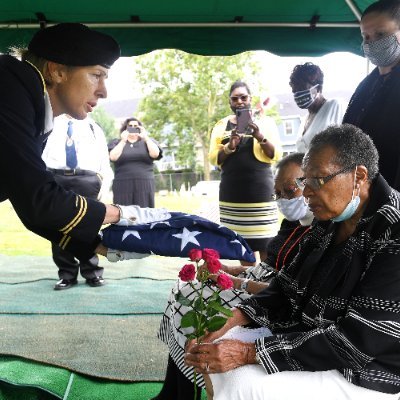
{"left": 132, "top": 50, "right": 268, "bottom": 179}
{"left": 90, "top": 106, "right": 118, "bottom": 141}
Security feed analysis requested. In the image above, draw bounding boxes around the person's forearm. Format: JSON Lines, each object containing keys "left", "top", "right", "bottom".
{"left": 258, "top": 138, "right": 275, "bottom": 159}
{"left": 109, "top": 140, "right": 126, "bottom": 161}
{"left": 232, "top": 277, "right": 269, "bottom": 294}
{"left": 103, "top": 204, "right": 120, "bottom": 224}
{"left": 145, "top": 139, "right": 161, "bottom": 159}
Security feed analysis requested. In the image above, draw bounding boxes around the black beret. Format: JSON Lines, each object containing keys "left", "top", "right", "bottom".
{"left": 28, "top": 23, "right": 120, "bottom": 68}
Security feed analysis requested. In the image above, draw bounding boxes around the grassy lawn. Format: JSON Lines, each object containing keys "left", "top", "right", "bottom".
{"left": 0, "top": 193, "right": 212, "bottom": 256}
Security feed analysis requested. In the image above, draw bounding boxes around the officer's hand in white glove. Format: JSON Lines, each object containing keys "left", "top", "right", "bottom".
{"left": 114, "top": 204, "right": 171, "bottom": 226}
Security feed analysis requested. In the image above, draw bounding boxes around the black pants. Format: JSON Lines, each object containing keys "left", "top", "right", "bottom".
{"left": 153, "top": 355, "right": 202, "bottom": 400}
{"left": 52, "top": 173, "right": 104, "bottom": 280}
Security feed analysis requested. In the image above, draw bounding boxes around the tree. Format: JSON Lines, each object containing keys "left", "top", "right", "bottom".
{"left": 132, "top": 50, "right": 272, "bottom": 180}
{"left": 90, "top": 106, "right": 118, "bottom": 141}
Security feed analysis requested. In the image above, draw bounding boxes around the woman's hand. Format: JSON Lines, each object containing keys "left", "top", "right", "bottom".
{"left": 138, "top": 126, "right": 149, "bottom": 142}
{"left": 120, "top": 130, "right": 129, "bottom": 142}
{"left": 229, "top": 130, "right": 241, "bottom": 150}
{"left": 185, "top": 340, "right": 256, "bottom": 374}
{"left": 248, "top": 121, "right": 264, "bottom": 142}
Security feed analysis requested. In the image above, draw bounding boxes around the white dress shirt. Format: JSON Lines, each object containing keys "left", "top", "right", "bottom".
{"left": 42, "top": 114, "right": 114, "bottom": 198}
{"left": 295, "top": 99, "right": 345, "bottom": 153}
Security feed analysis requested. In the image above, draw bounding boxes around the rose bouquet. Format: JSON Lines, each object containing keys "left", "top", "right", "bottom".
{"left": 176, "top": 248, "right": 234, "bottom": 399}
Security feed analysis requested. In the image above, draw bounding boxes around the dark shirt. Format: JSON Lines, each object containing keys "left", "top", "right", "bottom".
{"left": 108, "top": 138, "right": 161, "bottom": 180}
{"left": 219, "top": 120, "right": 274, "bottom": 203}
{"left": 238, "top": 174, "right": 400, "bottom": 394}
{"left": 343, "top": 66, "right": 400, "bottom": 190}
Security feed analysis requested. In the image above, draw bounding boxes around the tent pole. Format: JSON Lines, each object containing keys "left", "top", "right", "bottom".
{"left": 344, "top": 0, "right": 362, "bottom": 22}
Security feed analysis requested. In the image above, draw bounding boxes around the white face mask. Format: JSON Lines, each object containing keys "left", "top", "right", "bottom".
{"left": 331, "top": 167, "right": 360, "bottom": 223}
{"left": 277, "top": 196, "right": 311, "bottom": 222}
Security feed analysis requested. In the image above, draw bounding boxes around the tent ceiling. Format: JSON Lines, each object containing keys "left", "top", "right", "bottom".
{"left": 0, "top": 0, "right": 374, "bottom": 56}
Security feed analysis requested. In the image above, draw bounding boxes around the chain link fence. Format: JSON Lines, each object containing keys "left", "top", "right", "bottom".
{"left": 154, "top": 170, "right": 221, "bottom": 193}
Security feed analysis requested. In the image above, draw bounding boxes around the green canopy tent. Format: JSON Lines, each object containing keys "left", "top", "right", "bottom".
{"left": 0, "top": 0, "right": 374, "bottom": 56}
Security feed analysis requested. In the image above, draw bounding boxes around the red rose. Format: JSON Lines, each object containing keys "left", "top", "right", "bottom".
{"left": 178, "top": 264, "right": 196, "bottom": 282}
{"left": 202, "top": 248, "right": 220, "bottom": 262}
{"left": 188, "top": 249, "right": 202, "bottom": 262}
{"left": 217, "top": 274, "right": 234, "bottom": 290}
{"left": 206, "top": 257, "right": 221, "bottom": 274}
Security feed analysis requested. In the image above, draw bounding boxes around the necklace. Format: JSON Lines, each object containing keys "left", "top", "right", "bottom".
{"left": 275, "top": 225, "right": 311, "bottom": 271}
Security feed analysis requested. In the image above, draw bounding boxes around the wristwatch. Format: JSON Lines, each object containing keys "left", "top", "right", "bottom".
{"left": 255, "top": 352, "right": 263, "bottom": 365}
{"left": 258, "top": 136, "right": 268, "bottom": 144}
{"left": 240, "top": 278, "right": 250, "bottom": 291}
{"left": 223, "top": 143, "right": 236, "bottom": 154}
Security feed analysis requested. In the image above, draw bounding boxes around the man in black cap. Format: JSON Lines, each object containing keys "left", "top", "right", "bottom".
{"left": 0, "top": 23, "right": 167, "bottom": 268}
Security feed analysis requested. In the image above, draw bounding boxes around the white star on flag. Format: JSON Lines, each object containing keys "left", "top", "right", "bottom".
{"left": 172, "top": 227, "right": 202, "bottom": 251}
{"left": 122, "top": 230, "right": 141, "bottom": 241}
{"left": 230, "top": 239, "right": 247, "bottom": 256}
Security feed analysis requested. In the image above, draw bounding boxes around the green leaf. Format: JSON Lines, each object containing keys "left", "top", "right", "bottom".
{"left": 175, "top": 292, "right": 192, "bottom": 307}
{"left": 208, "top": 300, "right": 233, "bottom": 317}
{"left": 181, "top": 310, "right": 197, "bottom": 328}
{"left": 206, "top": 307, "right": 219, "bottom": 317}
{"left": 206, "top": 316, "right": 228, "bottom": 332}
{"left": 193, "top": 297, "right": 205, "bottom": 312}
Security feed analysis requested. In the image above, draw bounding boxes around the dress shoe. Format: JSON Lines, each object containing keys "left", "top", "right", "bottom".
{"left": 54, "top": 278, "right": 78, "bottom": 290}
{"left": 85, "top": 276, "right": 105, "bottom": 287}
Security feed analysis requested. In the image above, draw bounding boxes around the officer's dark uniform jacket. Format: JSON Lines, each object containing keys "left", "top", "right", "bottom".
{"left": 0, "top": 55, "right": 105, "bottom": 259}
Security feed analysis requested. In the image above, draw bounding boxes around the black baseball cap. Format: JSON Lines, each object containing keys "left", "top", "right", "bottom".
{"left": 28, "top": 23, "right": 120, "bottom": 68}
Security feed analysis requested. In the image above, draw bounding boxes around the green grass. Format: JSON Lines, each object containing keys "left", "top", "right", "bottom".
{"left": 0, "top": 193, "right": 211, "bottom": 256}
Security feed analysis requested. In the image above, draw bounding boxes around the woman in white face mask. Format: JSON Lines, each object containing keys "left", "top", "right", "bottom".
{"left": 289, "top": 63, "right": 344, "bottom": 154}
{"left": 343, "top": 0, "right": 400, "bottom": 191}
{"left": 274, "top": 152, "right": 314, "bottom": 226}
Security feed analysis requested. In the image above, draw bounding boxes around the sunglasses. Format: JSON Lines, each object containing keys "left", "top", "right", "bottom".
{"left": 229, "top": 95, "right": 250, "bottom": 102}
{"left": 295, "top": 164, "right": 355, "bottom": 191}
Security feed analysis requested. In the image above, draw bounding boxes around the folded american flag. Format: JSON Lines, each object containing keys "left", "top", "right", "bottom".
{"left": 101, "top": 212, "right": 256, "bottom": 262}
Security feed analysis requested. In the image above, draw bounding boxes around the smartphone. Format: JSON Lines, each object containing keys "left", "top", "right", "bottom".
{"left": 236, "top": 108, "right": 252, "bottom": 133}
{"left": 127, "top": 126, "right": 140, "bottom": 133}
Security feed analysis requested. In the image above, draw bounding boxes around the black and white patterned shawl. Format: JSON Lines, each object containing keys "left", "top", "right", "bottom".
{"left": 237, "top": 174, "right": 400, "bottom": 394}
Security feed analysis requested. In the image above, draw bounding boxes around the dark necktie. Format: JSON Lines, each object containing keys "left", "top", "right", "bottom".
{"left": 65, "top": 121, "right": 78, "bottom": 169}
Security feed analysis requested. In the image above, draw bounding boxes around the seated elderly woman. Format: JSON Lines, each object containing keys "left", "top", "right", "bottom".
{"left": 185, "top": 124, "right": 400, "bottom": 400}
{"left": 152, "top": 152, "right": 314, "bottom": 400}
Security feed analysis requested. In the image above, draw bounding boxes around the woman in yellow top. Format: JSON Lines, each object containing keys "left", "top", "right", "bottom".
{"left": 209, "top": 80, "right": 282, "bottom": 263}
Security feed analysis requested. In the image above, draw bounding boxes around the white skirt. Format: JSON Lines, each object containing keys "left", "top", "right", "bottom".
{"left": 209, "top": 327, "right": 400, "bottom": 400}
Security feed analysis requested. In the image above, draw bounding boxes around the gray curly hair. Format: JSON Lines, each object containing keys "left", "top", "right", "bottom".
{"left": 304, "top": 124, "right": 379, "bottom": 181}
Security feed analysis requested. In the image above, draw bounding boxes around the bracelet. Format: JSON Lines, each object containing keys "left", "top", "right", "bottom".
{"left": 240, "top": 278, "right": 250, "bottom": 291}
{"left": 111, "top": 204, "right": 122, "bottom": 221}
{"left": 258, "top": 136, "right": 268, "bottom": 144}
{"left": 223, "top": 143, "right": 236, "bottom": 155}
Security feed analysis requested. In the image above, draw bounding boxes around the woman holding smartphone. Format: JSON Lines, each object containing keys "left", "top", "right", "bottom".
{"left": 108, "top": 117, "right": 162, "bottom": 207}
{"left": 209, "top": 80, "right": 282, "bottom": 264}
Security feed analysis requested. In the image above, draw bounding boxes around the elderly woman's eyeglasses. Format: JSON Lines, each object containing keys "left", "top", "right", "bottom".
{"left": 229, "top": 95, "right": 249, "bottom": 102}
{"left": 295, "top": 165, "right": 355, "bottom": 191}
{"left": 275, "top": 185, "right": 299, "bottom": 200}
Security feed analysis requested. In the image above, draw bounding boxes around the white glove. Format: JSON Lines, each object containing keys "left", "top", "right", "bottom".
{"left": 114, "top": 205, "right": 171, "bottom": 226}
{"left": 106, "top": 249, "right": 151, "bottom": 262}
